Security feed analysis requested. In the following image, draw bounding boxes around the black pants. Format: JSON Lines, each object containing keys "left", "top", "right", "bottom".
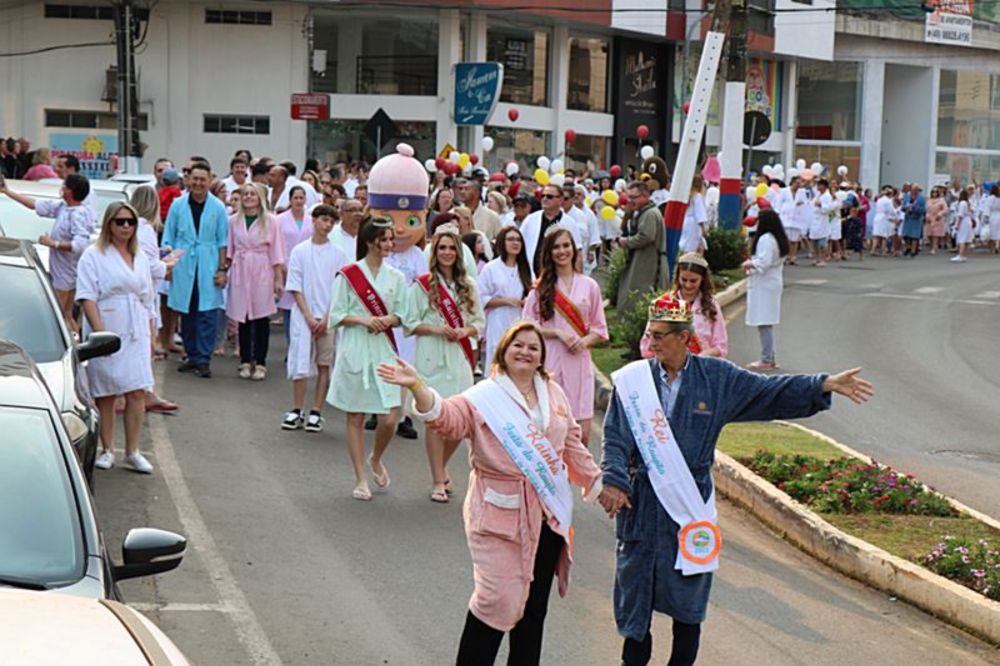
{"left": 238, "top": 317, "right": 270, "bottom": 366}
{"left": 621, "top": 621, "right": 701, "bottom": 666}
{"left": 455, "top": 522, "right": 563, "bottom": 666}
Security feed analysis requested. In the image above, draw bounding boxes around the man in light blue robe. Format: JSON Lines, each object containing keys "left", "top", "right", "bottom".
{"left": 599, "top": 294, "right": 873, "bottom": 666}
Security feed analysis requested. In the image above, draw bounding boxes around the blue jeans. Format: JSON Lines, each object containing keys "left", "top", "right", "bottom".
{"left": 181, "top": 280, "right": 219, "bottom": 366}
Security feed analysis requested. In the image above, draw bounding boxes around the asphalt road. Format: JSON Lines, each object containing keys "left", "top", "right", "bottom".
{"left": 727, "top": 250, "right": 1000, "bottom": 518}
{"left": 95, "top": 312, "right": 999, "bottom": 665}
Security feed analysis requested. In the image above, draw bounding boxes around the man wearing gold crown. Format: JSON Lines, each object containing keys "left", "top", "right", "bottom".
{"left": 599, "top": 293, "right": 873, "bottom": 666}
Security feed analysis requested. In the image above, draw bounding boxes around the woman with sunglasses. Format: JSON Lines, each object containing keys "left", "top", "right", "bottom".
{"left": 477, "top": 225, "right": 532, "bottom": 367}
{"left": 523, "top": 226, "right": 608, "bottom": 447}
{"left": 327, "top": 218, "right": 408, "bottom": 501}
{"left": 76, "top": 202, "right": 157, "bottom": 473}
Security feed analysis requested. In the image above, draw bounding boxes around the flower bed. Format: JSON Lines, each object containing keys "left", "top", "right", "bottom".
{"left": 925, "top": 536, "right": 1000, "bottom": 602}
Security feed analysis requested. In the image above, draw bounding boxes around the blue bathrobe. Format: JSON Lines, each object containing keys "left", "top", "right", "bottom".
{"left": 601, "top": 356, "right": 832, "bottom": 637}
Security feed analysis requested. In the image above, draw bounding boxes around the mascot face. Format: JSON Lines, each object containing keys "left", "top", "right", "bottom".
{"left": 640, "top": 157, "right": 670, "bottom": 190}
{"left": 366, "top": 143, "right": 430, "bottom": 252}
{"left": 369, "top": 207, "right": 426, "bottom": 251}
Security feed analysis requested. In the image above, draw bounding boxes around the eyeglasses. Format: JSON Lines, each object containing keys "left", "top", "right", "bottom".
{"left": 112, "top": 216, "right": 138, "bottom": 227}
{"left": 541, "top": 194, "right": 559, "bottom": 200}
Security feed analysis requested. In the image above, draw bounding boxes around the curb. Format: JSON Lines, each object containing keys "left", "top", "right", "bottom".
{"left": 714, "top": 448, "right": 1000, "bottom": 644}
{"left": 592, "top": 278, "right": 748, "bottom": 412}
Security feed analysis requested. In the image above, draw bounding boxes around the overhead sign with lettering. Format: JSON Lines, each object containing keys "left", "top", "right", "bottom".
{"left": 50, "top": 133, "right": 118, "bottom": 180}
{"left": 291, "top": 93, "right": 331, "bottom": 120}
{"left": 926, "top": 0, "right": 973, "bottom": 46}
{"left": 453, "top": 62, "right": 504, "bottom": 126}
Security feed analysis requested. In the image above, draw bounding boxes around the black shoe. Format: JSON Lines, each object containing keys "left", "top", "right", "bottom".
{"left": 177, "top": 360, "right": 197, "bottom": 373}
{"left": 364, "top": 414, "right": 377, "bottom": 431}
{"left": 193, "top": 364, "right": 212, "bottom": 378}
{"left": 396, "top": 416, "right": 418, "bottom": 440}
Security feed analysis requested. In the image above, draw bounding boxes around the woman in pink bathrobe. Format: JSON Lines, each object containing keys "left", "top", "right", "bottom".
{"left": 226, "top": 183, "right": 286, "bottom": 380}
{"left": 377, "top": 321, "right": 613, "bottom": 666}
{"left": 522, "top": 226, "right": 608, "bottom": 447}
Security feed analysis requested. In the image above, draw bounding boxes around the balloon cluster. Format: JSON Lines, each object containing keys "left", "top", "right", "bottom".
{"left": 532, "top": 155, "right": 568, "bottom": 187}
{"left": 424, "top": 135, "right": 500, "bottom": 176}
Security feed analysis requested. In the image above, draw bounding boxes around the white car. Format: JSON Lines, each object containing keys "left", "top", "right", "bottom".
{"left": 0, "top": 587, "right": 191, "bottom": 665}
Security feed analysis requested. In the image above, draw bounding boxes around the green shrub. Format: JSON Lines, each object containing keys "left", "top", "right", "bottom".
{"left": 704, "top": 228, "right": 747, "bottom": 272}
{"left": 610, "top": 289, "right": 657, "bottom": 358}
{"left": 598, "top": 246, "right": 628, "bottom": 306}
{"left": 925, "top": 536, "right": 1000, "bottom": 601}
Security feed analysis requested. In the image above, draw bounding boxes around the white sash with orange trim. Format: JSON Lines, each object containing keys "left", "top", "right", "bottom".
{"left": 465, "top": 378, "right": 574, "bottom": 534}
{"left": 610, "top": 360, "right": 721, "bottom": 575}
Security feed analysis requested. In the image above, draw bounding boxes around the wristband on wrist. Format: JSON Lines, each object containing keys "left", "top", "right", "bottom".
{"left": 409, "top": 378, "right": 426, "bottom": 393}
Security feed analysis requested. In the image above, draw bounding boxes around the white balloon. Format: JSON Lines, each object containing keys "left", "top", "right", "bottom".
{"left": 705, "top": 186, "right": 720, "bottom": 206}
{"left": 536, "top": 156, "right": 551, "bottom": 171}
{"left": 614, "top": 178, "right": 627, "bottom": 192}
{"left": 762, "top": 165, "right": 774, "bottom": 177}
{"left": 481, "top": 136, "right": 495, "bottom": 152}
{"left": 837, "top": 164, "right": 848, "bottom": 176}
{"left": 795, "top": 158, "right": 806, "bottom": 170}
{"left": 424, "top": 158, "right": 437, "bottom": 173}
{"left": 462, "top": 163, "right": 472, "bottom": 175}
{"left": 745, "top": 186, "right": 757, "bottom": 201}
{"left": 640, "top": 145, "right": 655, "bottom": 160}
{"left": 550, "top": 173, "right": 566, "bottom": 187}
{"left": 505, "top": 161, "right": 519, "bottom": 177}
{"left": 550, "top": 158, "right": 564, "bottom": 174}
{"left": 449, "top": 151, "right": 461, "bottom": 164}
{"left": 787, "top": 167, "right": 799, "bottom": 179}
{"left": 810, "top": 162, "right": 823, "bottom": 174}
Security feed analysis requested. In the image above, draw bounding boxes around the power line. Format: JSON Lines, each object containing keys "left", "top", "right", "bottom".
{"left": 0, "top": 41, "right": 114, "bottom": 58}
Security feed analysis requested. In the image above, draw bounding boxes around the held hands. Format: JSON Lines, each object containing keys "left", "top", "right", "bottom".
{"left": 822, "top": 367, "right": 874, "bottom": 405}
{"left": 598, "top": 485, "right": 632, "bottom": 518}
{"left": 213, "top": 271, "right": 227, "bottom": 288}
{"left": 441, "top": 325, "right": 461, "bottom": 342}
{"left": 375, "top": 357, "right": 419, "bottom": 388}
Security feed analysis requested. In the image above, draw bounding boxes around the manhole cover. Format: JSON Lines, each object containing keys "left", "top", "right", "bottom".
{"left": 930, "top": 449, "right": 1000, "bottom": 464}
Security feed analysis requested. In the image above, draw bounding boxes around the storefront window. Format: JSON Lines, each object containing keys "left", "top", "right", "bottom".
{"left": 311, "top": 12, "right": 438, "bottom": 95}
{"left": 486, "top": 126, "right": 551, "bottom": 173}
{"left": 793, "top": 144, "right": 862, "bottom": 183}
{"left": 487, "top": 23, "right": 549, "bottom": 106}
{"left": 567, "top": 36, "right": 609, "bottom": 113}
{"left": 935, "top": 150, "right": 1000, "bottom": 186}
{"left": 309, "top": 120, "right": 435, "bottom": 165}
{"left": 565, "top": 134, "right": 610, "bottom": 173}
{"left": 796, "top": 61, "right": 862, "bottom": 141}
{"left": 937, "top": 69, "right": 1000, "bottom": 151}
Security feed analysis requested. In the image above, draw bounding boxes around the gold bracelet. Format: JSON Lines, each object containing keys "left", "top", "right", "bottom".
{"left": 409, "top": 378, "right": 426, "bottom": 393}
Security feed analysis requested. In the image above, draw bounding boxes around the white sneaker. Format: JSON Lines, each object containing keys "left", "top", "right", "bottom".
{"left": 950, "top": 256, "right": 967, "bottom": 262}
{"left": 304, "top": 412, "right": 323, "bottom": 432}
{"left": 126, "top": 452, "right": 154, "bottom": 474}
{"left": 95, "top": 450, "right": 115, "bottom": 470}
{"left": 252, "top": 365, "right": 267, "bottom": 381}
{"left": 238, "top": 363, "right": 252, "bottom": 379}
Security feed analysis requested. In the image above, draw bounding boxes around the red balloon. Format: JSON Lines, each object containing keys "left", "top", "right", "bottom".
{"left": 682, "top": 102, "right": 691, "bottom": 115}
{"left": 743, "top": 215, "right": 757, "bottom": 227}
{"left": 434, "top": 157, "right": 447, "bottom": 170}
{"left": 534, "top": 187, "right": 543, "bottom": 200}
{"left": 609, "top": 164, "right": 622, "bottom": 178}
{"left": 445, "top": 162, "right": 460, "bottom": 175}
{"left": 508, "top": 108, "right": 519, "bottom": 122}
{"left": 618, "top": 194, "right": 629, "bottom": 208}
{"left": 637, "top": 124, "right": 650, "bottom": 140}
{"left": 469, "top": 153, "right": 479, "bottom": 165}
{"left": 756, "top": 197, "right": 771, "bottom": 209}
{"left": 564, "top": 129, "right": 576, "bottom": 144}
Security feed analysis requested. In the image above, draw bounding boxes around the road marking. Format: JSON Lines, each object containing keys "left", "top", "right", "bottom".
{"left": 913, "top": 286, "right": 944, "bottom": 294}
{"left": 795, "top": 279, "right": 829, "bottom": 285}
{"left": 975, "top": 291, "right": 1000, "bottom": 299}
{"left": 147, "top": 415, "right": 284, "bottom": 666}
{"left": 863, "top": 293, "right": 994, "bottom": 306}
{"left": 129, "top": 602, "right": 234, "bottom": 614}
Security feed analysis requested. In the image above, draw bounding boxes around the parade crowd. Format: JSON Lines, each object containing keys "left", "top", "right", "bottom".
{"left": 1, "top": 139, "right": 880, "bottom": 666}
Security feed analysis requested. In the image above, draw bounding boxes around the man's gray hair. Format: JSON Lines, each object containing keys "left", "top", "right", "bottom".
{"left": 627, "top": 180, "right": 650, "bottom": 195}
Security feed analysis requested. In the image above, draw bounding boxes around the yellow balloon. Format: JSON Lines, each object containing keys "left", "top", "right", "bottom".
{"left": 458, "top": 153, "right": 470, "bottom": 168}
{"left": 755, "top": 183, "right": 768, "bottom": 198}
{"left": 600, "top": 205, "right": 616, "bottom": 221}
{"left": 601, "top": 189, "right": 618, "bottom": 206}
{"left": 533, "top": 168, "right": 550, "bottom": 186}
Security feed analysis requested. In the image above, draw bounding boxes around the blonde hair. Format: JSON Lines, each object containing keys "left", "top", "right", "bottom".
{"left": 237, "top": 182, "right": 272, "bottom": 236}
{"left": 130, "top": 185, "right": 162, "bottom": 233}
{"left": 452, "top": 205, "right": 473, "bottom": 228}
{"left": 96, "top": 202, "right": 140, "bottom": 256}
{"left": 487, "top": 191, "right": 508, "bottom": 213}
{"left": 33, "top": 147, "right": 51, "bottom": 166}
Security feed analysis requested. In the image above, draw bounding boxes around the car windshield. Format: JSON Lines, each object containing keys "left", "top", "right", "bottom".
{"left": 0, "top": 264, "right": 67, "bottom": 363}
{"left": 0, "top": 407, "right": 83, "bottom": 586}
{"left": 0, "top": 195, "right": 56, "bottom": 239}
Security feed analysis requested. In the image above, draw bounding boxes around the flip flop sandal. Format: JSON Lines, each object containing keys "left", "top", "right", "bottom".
{"left": 444, "top": 478, "right": 454, "bottom": 497}
{"left": 352, "top": 486, "right": 373, "bottom": 501}
{"left": 368, "top": 456, "right": 391, "bottom": 490}
{"left": 430, "top": 489, "right": 450, "bottom": 503}
{"left": 146, "top": 400, "right": 179, "bottom": 413}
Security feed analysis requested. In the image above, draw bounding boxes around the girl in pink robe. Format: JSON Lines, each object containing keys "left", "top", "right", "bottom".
{"left": 522, "top": 227, "right": 608, "bottom": 445}
{"left": 275, "top": 187, "right": 314, "bottom": 341}
{"left": 225, "top": 183, "right": 285, "bottom": 379}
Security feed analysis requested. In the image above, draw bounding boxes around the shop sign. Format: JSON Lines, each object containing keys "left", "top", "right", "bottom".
{"left": 291, "top": 93, "right": 331, "bottom": 120}
{"left": 925, "top": 0, "right": 973, "bottom": 46}
{"left": 50, "top": 133, "right": 118, "bottom": 180}
{"left": 453, "top": 62, "right": 504, "bottom": 125}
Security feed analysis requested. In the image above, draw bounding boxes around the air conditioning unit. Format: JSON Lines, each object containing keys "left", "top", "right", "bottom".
{"left": 103, "top": 66, "right": 118, "bottom": 102}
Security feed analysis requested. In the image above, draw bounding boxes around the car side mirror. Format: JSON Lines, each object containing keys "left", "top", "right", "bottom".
{"left": 76, "top": 331, "right": 121, "bottom": 362}
{"left": 113, "top": 528, "right": 186, "bottom": 581}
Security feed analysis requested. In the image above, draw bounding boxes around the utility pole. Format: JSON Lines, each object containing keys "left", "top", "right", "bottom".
{"left": 113, "top": 0, "right": 141, "bottom": 173}
{"left": 715, "top": 0, "right": 748, "bottom": 230}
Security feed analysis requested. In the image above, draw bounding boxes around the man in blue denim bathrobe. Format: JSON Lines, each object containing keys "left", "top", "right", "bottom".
{"left": 599, "top": 293, "right": 873, "bottom": 666}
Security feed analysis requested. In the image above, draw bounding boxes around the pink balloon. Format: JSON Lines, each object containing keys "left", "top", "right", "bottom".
{"left": 637, "top": 125, "right": 650, "bottom": 140}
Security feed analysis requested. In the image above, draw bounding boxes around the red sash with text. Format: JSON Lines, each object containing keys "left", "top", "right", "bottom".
{"left": 553, "top": 289, "right": 588, "bottom": 338}
{"left": 417, "top": 273, "right": 475, "bottom": 369}
{"left": 340, "top": 263, "right": 398, "bottom": 354}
